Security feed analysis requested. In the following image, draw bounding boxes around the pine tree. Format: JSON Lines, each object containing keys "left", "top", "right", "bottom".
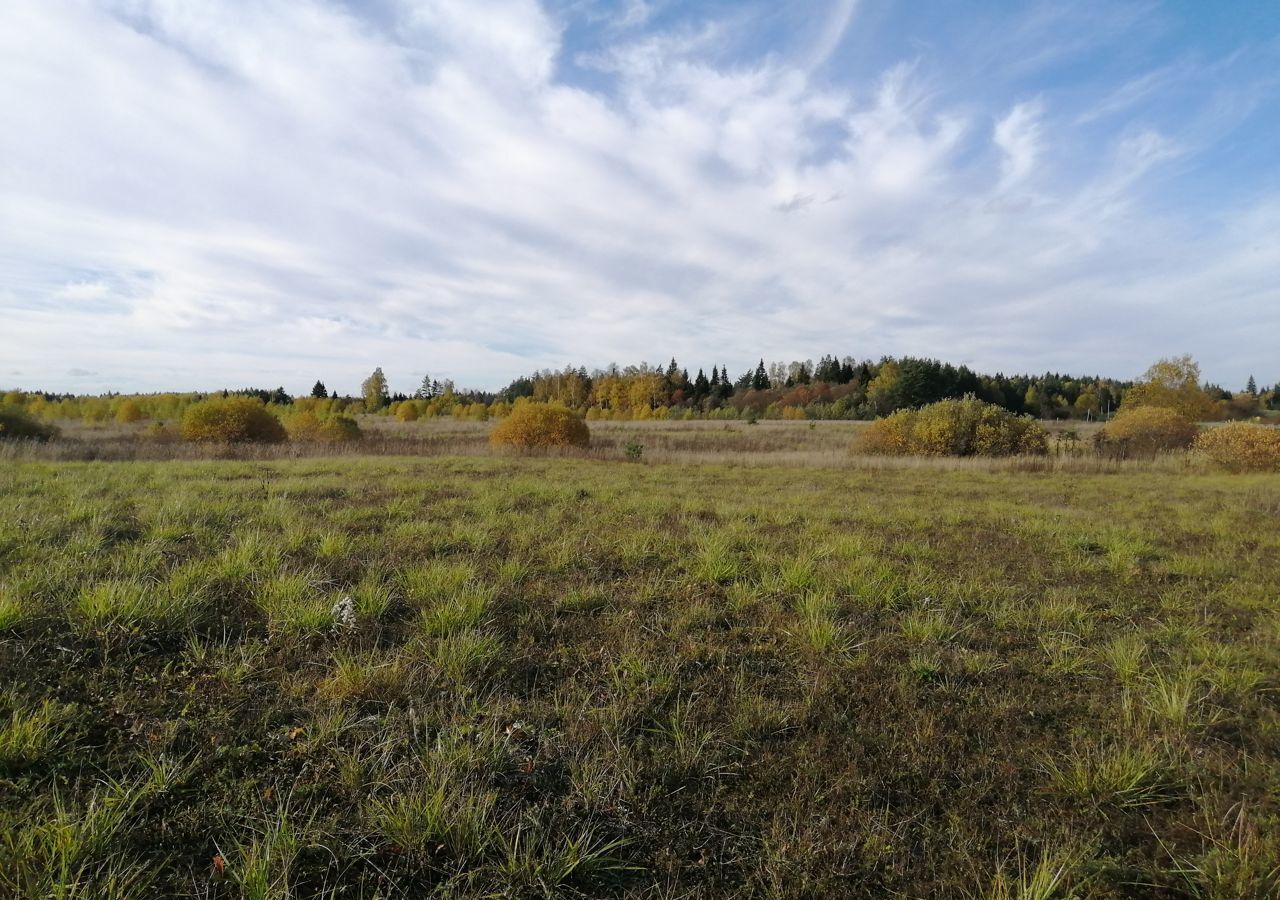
{"left": 415, "top": 375, "right": 433, "bottom": 400}
{"left": 752, "top": 359, "right": 769, "bottom": 391}
{"left": 311, "top": 380, "right": 327, "bottom": 399}
{"left": 710, "top": 366, "right": 720, "bottom": 387}
{"left": 693, "top": 368, "right": 710, "bottom": 399}
{"left": 1246, "top": 375, "right": 1257, "bottom": 396}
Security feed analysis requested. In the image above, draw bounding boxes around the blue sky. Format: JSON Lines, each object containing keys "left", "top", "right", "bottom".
{"left": 2, "top": 0, "right": 1278, "bottom": 395}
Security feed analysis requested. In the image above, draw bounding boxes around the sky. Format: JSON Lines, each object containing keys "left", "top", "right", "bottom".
{"left": 2, "top": 0, "right": 1279, "bottom": 396}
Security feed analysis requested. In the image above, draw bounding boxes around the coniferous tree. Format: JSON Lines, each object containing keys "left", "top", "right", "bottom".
{"left": 693, "top": 369, "right": 710, "bottom": 400}
{"left": 311, "top": 380, "right": 327, "bottom": 399}
{"left": 752, "top": 359, "right": 769, "bottom": 391}
{"left": 1246, "top": 375, "right": 1257, "bottom": 396}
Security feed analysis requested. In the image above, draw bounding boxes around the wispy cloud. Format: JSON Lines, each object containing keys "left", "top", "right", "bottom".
{"left": 0, "top": 0, "right": 1277, "bottom": 394}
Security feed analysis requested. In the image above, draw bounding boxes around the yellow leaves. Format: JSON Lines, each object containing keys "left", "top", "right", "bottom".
{"left": 179, "top": 397, "right": 288, "bottom": 444}
{"left": 1124, "top": 355, "right": 1218, "bottom": 421}
{"left": 1195, "top": 422, "right": 1280, "bottom": 472}
{"left": 489, "top": 403, "right": 590, "bottom": 450}
{"left": 1097, "top": 406, "right": 1197, "bottom": 457}
{"left": 855, "top": 396, "right": 1048, "bottom": 457}
{"left": 283, "top": 411, "right": 362, "bottom": 444}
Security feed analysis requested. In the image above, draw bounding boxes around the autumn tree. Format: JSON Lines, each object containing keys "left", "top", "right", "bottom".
{"left": 1123, "top": 355, "right": 1216, "bottom": 421}
{"left": 362, "top": 367, "right": 390, "bottom": 411}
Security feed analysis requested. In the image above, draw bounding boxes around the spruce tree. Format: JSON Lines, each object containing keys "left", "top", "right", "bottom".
{"left": 694, "top": 368, "right": 710, "bottom": 399}
{"left": 752, "top": 359, "right": 769, "bottom": 391}
{"left": 311, "top": 380, "right": 327, "bottom": 399}
{"left": 1246, "top": 375, "right": 1257, "bottom": 396}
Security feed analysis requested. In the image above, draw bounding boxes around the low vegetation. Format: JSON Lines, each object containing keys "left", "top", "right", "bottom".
{"left": 2, "top": 450, "right": 1278, "bottom": 896}
{"left": 489, "top": 403, "right": 591, "bottom": 449}
{"left": 283, "top": 410, "right": 363, "bottom": 444}
{"left": 1096, "top": 406, "right": 1199, "bottom": 458}
{"left": 855, "top": 395, "right": 1048, "bottom": 457}
{"left": 180, "top": 396, "right": 288, "bottom": 444}
{"left": 0, "top": 404, "right": 58, "bottom": 442}
{"left": 1196, "top": 421, "right": 1280, "bottom": 472}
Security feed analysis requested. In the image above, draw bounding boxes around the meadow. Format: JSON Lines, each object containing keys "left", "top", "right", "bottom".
{"left": 2, "top": 425, "right": 1278, "bottom": 897}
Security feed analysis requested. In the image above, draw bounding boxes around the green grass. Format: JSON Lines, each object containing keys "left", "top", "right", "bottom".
{"left": 1, "top": 453, "right": 1278, "bottom": 896}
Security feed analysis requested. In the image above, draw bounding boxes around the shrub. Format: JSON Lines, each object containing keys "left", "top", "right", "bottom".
{"left": 1194, "top": 422, "right": 1280, "bottom": 472}
{"left": 489, "top": 404, "right": 589, "bottom": 450}
{"left": 1096, "top": 406, "right": 1197, "bottom": 458}
{"left": 395, "top": 402, "right": 420, "bottom": 423}
{"left": 284, "top": 410, "right": 362, "bottom": 443}
{"left": 0, "top": 405, "right": 58, "bottom": 442}
{"left": 115, "top": 399, "right": 143, "bottom": 423}
{"left": 180, "top": 397, "right": 286, "bottom": 443}
{"left": 855, "top": 396, "right": 1048, "bottom": 457}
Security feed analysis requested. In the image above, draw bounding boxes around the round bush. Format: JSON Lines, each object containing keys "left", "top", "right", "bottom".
{"left": 115, "top": 399, "right": 143, "bottom": 423}
{"left": 180, "top": 397, "right": 287, "bottom": 443}
{"left": 395, "top": 402, "right": 420, "bottom": 422}
{"left": 1194, "top": 422, "right": 1280, "bottom": 472}
{"left": 0, "top": 405, "right": 58, "bottom": 442}
{"left": 284, "top": 410, "right": 363, "bottom": 443}
{"left": 855, "top": 396, "right": 1048, "bottom": 457}
{"left": 490, "top": 404, "right": 590, "bottom": 450}
{"left": 1096, "top": 406, "right": 1197, "bottom": 458}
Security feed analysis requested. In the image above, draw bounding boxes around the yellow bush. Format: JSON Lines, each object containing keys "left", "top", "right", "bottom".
{"left": 285, "top": 410, "right": 362, "bottom": 443}
{"left": 180, "top": 397, "right": 286, "bottom": 443}
{"left": 115, "top": 399, "right": 143, "bottom": 423}
{"left": 489, "top": 404, "right": 590, "bottom": 450}
{"left": 1096, "top": 406, "right": 1197, "bottom": 458}
{"left": 855, "top": 396, "right": 1047, "bottom": 457}
{"left": 782, "top": 406, "right": 807, "bottom": 420}
{"left": 395, "top": 402, "right": 420, "bottom": 422}
{"left": 1194, "top": 422, "right": 1280, "bottom": 472}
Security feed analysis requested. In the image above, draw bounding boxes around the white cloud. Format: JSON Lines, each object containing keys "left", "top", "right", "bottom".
{"left": 0, "top": 0, "right": 1276, "bottom": 395}
{"left": 993, "top": 100, "right": 1043, "bottom": 188}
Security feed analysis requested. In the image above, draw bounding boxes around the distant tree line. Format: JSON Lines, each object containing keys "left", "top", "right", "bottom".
{"left": 5, "top": 354, "right": 1277, "bottom": 425}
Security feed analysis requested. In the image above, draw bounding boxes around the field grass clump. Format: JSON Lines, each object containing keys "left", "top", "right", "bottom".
{"left": 180, "top": 396, "right": 287, "bottom": 443}
{"left": 1194, "top": 422, "right": 1280, "bottom": 472}
{"left": 1096, "top": 405, "right": 1198, "bottom": 458}
{"left": 0, "top": 404, "right": 58, "bottom": 442}
{"left": 855, "top": 395, "right": 1048, "bottom": 457}
{"left": 0, "top": 700, "right": 73, "bottom": 772}
{"left": 489, "top": 403, "right": 590, "bottom": 450}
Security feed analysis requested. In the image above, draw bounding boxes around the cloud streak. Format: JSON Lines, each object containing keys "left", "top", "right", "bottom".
{"left": 0, "top": 0, "right": 1277, "bottom": 395}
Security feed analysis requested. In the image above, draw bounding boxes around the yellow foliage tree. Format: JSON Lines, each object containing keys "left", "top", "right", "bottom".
{"left": 1124, "top": 355, "right": 1217, "bottom": 421}
{"left": 115, "top": 399, "right": 143, "bottom": 423}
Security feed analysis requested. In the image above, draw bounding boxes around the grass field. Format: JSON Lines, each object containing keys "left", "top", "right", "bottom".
{"left": 2, "top": 441, "right": 1279, "bottom": 896}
